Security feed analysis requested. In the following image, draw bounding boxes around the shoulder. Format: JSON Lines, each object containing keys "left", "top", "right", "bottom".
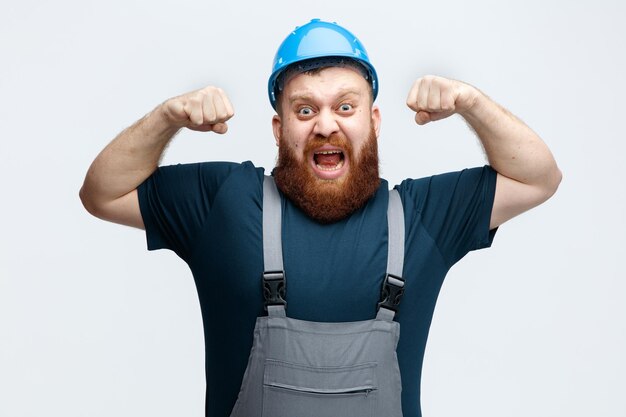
{"left": 395, "top": 166, "right": 497, "bottom": 209}
{"left": 153, "top": 160, "right": 258, "bottom": 178}
{"left": 137, "top": 160, "right": 267, "bottom": 254}
{"left": 393, "top": 167, "right": 498, "bottom": 264}
{"left": 146, "top": 160, "right": 265, "bottom": 190}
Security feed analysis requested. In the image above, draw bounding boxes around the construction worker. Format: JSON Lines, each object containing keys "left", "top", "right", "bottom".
{"left": 80, "top": 19, "right": 561, "bottom": 417}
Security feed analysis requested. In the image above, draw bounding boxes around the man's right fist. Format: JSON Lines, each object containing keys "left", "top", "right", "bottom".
{"left": 161, "top": 86, "right": 234, "bottom": 133}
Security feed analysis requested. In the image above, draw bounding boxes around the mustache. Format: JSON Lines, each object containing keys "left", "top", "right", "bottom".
{"left": 304, "top": 133, "right": 353, "bottom": 154}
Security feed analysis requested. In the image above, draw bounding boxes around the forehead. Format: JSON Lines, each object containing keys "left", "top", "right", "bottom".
{"left": 282, "top": 66, "right": 371, "bottom": 102}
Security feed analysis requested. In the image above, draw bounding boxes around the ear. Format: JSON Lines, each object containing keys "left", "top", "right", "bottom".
{"left": 272, "top": 115, "right": 282, "bottom": 147}
{"left": 371, "top": 105, "right": 381, "bottom": 138}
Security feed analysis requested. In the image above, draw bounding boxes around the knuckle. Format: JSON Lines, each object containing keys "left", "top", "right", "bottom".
{"left": 198, "top": 86, "right": 217, "bottom": 99}
{"left": 441, "top": 102, "right": 454, "bottom": 111}
{"left": 215, "top": 110, "right": 228, "bottom": 121}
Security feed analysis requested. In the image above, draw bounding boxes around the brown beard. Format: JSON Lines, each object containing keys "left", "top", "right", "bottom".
{"left": 273, "top": 127, "right": 380, "bottom": 224}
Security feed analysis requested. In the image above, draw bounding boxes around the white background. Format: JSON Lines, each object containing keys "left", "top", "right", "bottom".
{"left": 1, "top": 1, "right": 624, "bottom": 416}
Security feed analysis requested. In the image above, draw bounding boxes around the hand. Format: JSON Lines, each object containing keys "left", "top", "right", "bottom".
{"left": 160, "top": 86, "right": 234, "bottom": 133}
{"left": 406, "top": 76, "right": 477, "bottom": 125}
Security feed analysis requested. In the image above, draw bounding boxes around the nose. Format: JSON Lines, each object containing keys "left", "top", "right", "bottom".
{"left": 312, "top": 108, "right": 340, "bottom": 138}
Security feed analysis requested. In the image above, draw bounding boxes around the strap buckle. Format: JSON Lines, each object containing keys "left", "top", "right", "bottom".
{"left": 263, "top": 271, "right": 286, "bottom": 311}
{"left": 377, "top": 274, "right": 405, "bottom": 313}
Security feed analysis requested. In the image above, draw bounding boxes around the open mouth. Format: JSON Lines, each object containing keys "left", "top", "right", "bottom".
{"left": 313, "top": 149, "right": 345, "bottom": 171}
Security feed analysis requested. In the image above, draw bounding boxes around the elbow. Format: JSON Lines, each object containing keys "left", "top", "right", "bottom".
{"left": 79, "top": 185, "right": 102, "bottom": 218}
{"left": 541, "top": 165, "right": 563, "bottom": 202}
{"left": 550, "top": 166, "right": 563, "bottom": 195}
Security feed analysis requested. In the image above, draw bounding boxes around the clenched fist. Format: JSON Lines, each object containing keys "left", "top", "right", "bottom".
{"left": 160, "top": 86, "right": 234, "bottom": 133}
{"left": 406, "top": 76, "right": 478, "bottom": 125}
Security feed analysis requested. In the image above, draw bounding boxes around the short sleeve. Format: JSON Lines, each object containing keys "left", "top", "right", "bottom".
{"left": 137, "top": 161, "right": 240, "bottom": 259}
{"left": 397, "top": 165, "right": 498, "bottom": 267}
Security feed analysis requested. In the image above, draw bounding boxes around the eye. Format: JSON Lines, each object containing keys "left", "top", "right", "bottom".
{"left": 298, "top": 107, "right": 314, "bottom": 116}
{"left": 339, "top": 103, "right": 353, "bottom": 112}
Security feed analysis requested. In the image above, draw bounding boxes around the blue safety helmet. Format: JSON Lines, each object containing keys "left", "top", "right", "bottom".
{"left": 268, "top": 19, "right": 378, "bottom": 110}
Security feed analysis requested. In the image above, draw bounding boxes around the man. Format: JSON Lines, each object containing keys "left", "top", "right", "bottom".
{"left": 80, "top": 19, "right": 561, "bottom": 417}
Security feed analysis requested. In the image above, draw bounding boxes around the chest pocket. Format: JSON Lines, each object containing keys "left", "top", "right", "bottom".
{"left": 263, "top": 360, "right": 378, "bottom": 417}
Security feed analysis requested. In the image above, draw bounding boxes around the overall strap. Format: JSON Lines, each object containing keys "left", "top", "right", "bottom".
{"left": 262, "top": 176, "right": 406, "bottom": 320}
{"left": 262, "top": 176, "right": 286, "bottom": 317}
{"left": 376, "top": 189, "right": 406, "bottom": 322}
{"left": 386, "top": 189, "right": 405, "bottom": 278}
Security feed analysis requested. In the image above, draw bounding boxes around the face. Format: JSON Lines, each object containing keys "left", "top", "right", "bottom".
{"left": 272, "top": 66, "right": 382, "bottom": 223}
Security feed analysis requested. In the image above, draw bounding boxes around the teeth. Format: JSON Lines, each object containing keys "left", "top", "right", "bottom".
{"left": 315, "top": 150, "right": 342, "bottom": 155}
{"left": 316, "top": 159, "right": 344, "bottom": 171}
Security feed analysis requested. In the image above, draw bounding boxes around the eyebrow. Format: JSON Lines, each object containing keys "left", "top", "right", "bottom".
{"left": 288, "top": 89, "right": 362, "bottom": 105}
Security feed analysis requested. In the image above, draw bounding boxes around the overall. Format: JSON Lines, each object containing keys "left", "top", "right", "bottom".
{"left": 229, "top": 177, "right": 406, "bottom": 417}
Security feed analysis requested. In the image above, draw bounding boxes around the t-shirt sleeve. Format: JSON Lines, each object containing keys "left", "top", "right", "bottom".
{"left": 398, "top": 165, "right": 498, "bottom": 268}
{"left": 137, "top": 161, "right": 241, "bottom": 259}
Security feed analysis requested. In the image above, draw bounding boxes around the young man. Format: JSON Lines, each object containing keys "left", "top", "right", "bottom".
{"left": 80, "top": 19, "right": 561, "bottom": 417}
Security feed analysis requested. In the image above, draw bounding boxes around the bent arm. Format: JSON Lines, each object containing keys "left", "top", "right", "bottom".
{"left": 79, "top": 109, "right": 179, "bottom": 229}
{"left": 458, "top": 89, "right": 562, "bottom": 229}
{"left": 79, "top": 86, "right": 234, "bottom": 229}
{"left": 407, "top": 76, "right": 562, "bottom": 230}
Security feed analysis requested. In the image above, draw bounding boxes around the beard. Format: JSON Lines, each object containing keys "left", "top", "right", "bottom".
{"left": 273, "top": 127, "right": 380, "bottom": 224}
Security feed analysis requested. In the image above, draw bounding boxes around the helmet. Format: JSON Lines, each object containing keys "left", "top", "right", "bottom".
{"left": 268, "top": 19, "right": 378, "bottom": 110}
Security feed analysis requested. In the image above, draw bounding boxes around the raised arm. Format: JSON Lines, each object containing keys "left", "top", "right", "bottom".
{"left": 406, "top": 75, "right": 562, "bottom": 229}
{"left": 79, "top": 86, "right": 234, "bottom": 229}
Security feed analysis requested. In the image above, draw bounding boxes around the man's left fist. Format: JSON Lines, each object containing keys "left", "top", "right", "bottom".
{"left": 406, "top": 75, "right": 477, "bottom": 125}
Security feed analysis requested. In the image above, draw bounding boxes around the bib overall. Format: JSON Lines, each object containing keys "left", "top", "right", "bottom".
{"left": 229, "top": 177, "right": 406, "bottom": 417}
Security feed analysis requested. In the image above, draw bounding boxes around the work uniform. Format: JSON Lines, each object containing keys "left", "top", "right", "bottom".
{"left": 138, "top": 160, "right": 497, "bottom": 417}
